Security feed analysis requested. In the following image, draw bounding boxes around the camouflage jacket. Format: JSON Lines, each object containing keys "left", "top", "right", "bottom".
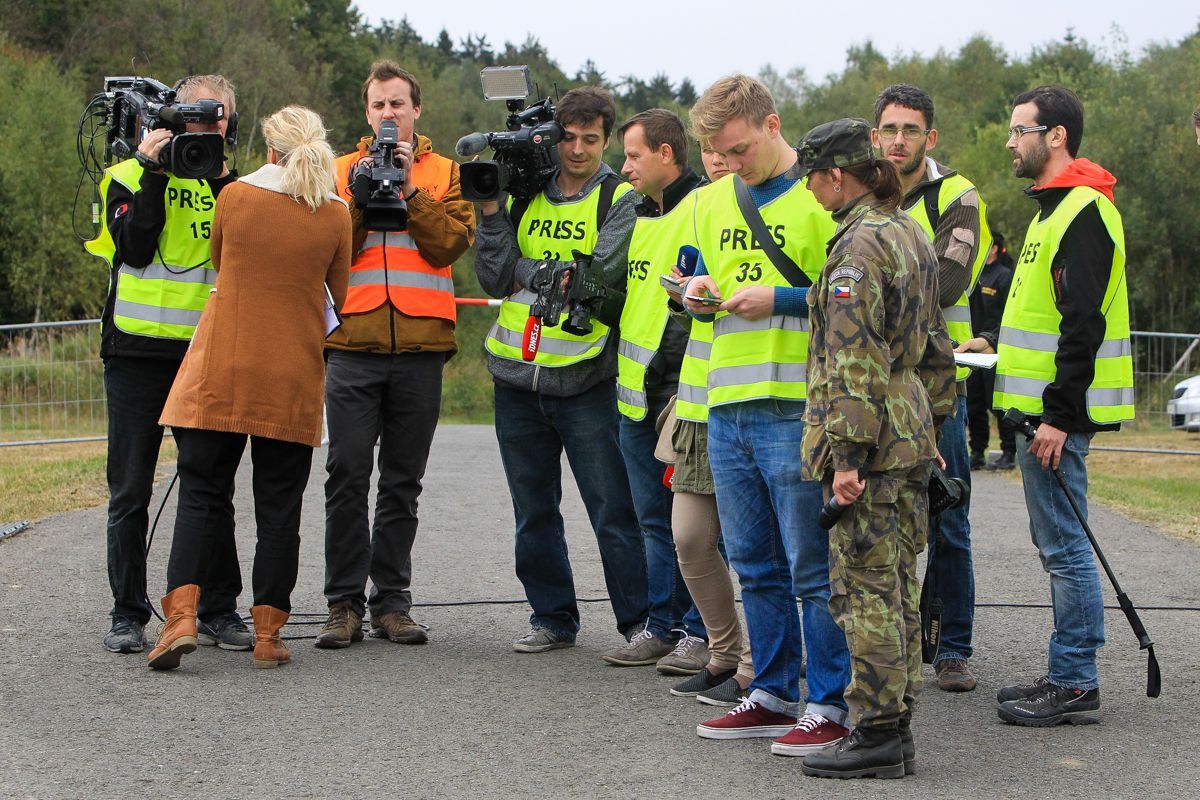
{"left": 801, "top": 193, "right": 956, "bottom": 479}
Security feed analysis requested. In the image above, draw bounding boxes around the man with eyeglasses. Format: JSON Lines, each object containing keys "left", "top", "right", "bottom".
{"left": 872, "top": 84, "right": 991, "bottom": 695}
{"left": 959, "top": 85, "right": 1131, "bottom": 727}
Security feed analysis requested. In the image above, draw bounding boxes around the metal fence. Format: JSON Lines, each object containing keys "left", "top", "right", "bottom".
{"left": 2, "top": 319, "right": 1198, "bottom": 447}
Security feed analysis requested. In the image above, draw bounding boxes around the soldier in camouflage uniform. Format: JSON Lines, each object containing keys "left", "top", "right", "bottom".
{"left": 794, "top": 119, "right": 957, "bottom": 779}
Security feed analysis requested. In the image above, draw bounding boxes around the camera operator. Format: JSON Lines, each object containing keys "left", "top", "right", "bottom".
{"left": 474, "top": 86, "right": 649, "bottom": 656}
{"left": 797, "top": 119, "right": 955, "bottom": 779}
{"left": 317, "top": 61, "right": 475, "bottom": 649}
{"left": 85, "top": 74, "right": 249, "bottom": 656}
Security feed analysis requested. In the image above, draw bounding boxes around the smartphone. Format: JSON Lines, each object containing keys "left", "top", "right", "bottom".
{"left": 659, "top": 274, "right": 684, "bottom": 295}
{"left": 684, "top": 294, "right": 723, "bottom": 307}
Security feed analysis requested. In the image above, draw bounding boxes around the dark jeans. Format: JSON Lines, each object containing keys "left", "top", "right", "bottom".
{"left": 494, "top": 380, "right": 649, "bottom": 639}
{"left": 166, "top": 428, "right": 312, "bottom": 612}
{"left": 966, "top": 369, "right": 1015, "bottom": 455}
{"left": 323, "top": 350, "right": 444, "bottom": 618}
{"left": 104, "top": 356, "right": 240, "bottom": 624}
{"left": 925, "top": 396, "right": 974, "bottom": 663}
{"left": 618, "top": 394, "right": 704, "bottom": 640}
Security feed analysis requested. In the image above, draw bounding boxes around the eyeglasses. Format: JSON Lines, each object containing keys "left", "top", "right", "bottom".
{"left": 877, "top": 126, "right": 930, "bottom": 142}
{"left": 1007, "top": 124, "right": 1048, "bottom": 141}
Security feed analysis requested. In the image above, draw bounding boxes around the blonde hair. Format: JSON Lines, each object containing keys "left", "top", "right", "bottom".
{"left": 260, "top": 106, "right": 336, "bottom": 212}
{"left": 175, "top": 74, "right": 237, "bottom": 113}
{"left": 689, "top": 75, "right": 777, "bottom": 140}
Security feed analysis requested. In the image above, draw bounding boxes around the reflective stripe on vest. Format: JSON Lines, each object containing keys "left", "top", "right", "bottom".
{"left": 994, "top": 185, "right": 1133, "bottom": 424}
{"left": 485, "top": 181, "right": 633, "bottom": 367}
{"left": 675, "top": 323, "right": 712, "bottom": 423}
{"left": 84, "top": 158, "right": 218, "bottom": 341}
{"left": 904, "top": 171, "right": 992, "bottom": 380}
{"left": 334, "top": 149, "right": 457, "bottom": 322}
{"left": 617, "top": 190, "right": 699, "bottom": 420}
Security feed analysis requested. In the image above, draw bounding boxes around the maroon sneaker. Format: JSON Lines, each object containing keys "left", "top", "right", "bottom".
{"left": 697, "top": 699, "right": 797, "bottom": 740}
{"left": 771, "top": 713, "right": 849, "bottom": 756}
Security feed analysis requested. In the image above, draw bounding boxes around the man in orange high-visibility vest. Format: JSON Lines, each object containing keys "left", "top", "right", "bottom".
{"left": 317, "top": 60, "right": 475, "bottom": 650}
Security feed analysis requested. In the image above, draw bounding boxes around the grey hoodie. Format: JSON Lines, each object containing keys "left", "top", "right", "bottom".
{"left": 474, "top": 163, "right": 636, "bottom": 397}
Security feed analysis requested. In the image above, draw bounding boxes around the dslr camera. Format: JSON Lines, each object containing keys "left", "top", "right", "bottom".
{"left": 456, "top": 66, "right": 563, "bottom": 202}
{"left": 351, "top": 119, "right": 408, "bottom": 232}
{"left": 100, "top": 76, "right": 229, "bottom": 179}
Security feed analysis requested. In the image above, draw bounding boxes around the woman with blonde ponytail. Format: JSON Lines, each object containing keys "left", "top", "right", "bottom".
{"left": 148, "top": 106, "right": 351, "bottom": 673}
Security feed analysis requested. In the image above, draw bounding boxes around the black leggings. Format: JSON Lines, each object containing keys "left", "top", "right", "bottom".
{"left": 166, "top": 428, "right": 313, "bottom": 611}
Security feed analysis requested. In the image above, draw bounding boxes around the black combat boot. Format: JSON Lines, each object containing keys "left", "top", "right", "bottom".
{"left": 898, "top": 714, "right": 915, "bottom": 775}
{"left": 801, "top": 725, "right": 905, "bottom": 779}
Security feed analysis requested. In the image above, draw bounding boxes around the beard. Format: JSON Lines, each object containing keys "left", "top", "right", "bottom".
{"left": 897, "top": 142, "right": 927, "bottom": 176}
{"left": 1012, "top": 138, "right": 1050, "bottom": 179}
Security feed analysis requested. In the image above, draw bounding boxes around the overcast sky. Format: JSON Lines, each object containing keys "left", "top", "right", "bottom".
{"left": 354, "top": 1, "right": 1198, "bottom": 91}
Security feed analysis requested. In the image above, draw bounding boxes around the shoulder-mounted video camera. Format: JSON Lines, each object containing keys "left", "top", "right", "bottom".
{"left": 98, "top": 76, "right": 231, "bottom": 179}
{"left": 529, "top": 250, "right": 623, "bottom": 336}
{"left": 351, "top": 119, "right": 408, "bottom": 232}
{"left": 455, "top": 66, "right": 563, "bottom": 202}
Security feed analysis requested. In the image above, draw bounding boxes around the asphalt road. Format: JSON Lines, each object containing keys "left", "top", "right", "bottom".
{"left": 2, "top": 424, "right": 1197, "bottom": 799}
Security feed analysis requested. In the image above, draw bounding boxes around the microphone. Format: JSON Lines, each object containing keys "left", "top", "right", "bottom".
{"left": 455, "top": 132, "right": 491, "bottom": 158}
{"left": 676, "top": 245, "right": 699, "bottom": 277}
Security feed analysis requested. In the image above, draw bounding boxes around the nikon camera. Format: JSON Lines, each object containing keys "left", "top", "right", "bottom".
{"left": 455, "top": 66, "right": 563, "bottom": 202}
{"left": 101, "top": 76, "right": 228, "bottom": 179}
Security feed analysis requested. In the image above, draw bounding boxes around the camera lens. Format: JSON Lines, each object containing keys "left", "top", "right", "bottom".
{"left": 168, "top": 133, "right": 223, "bottom": 179}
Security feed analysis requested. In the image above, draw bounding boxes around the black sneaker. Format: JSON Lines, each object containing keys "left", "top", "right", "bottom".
{"left": 990, "top": 452, "right": 1016, "bottom": 471}
{"left": 197, "top": 612, "right": 253, "bottom": 651}
{"left": 996, "top": 675, "right": 1052, "bottom": 703}
{"left": 670, "top": 667, "right": 736, "bottom": 697}
{"left": 102, "top": 616, "right": 145, "bottom": 654}
{"left": 970, "top": 451, "right": 986, "bottom": 471}
{"left": 801, "top": 726, "right": 905, "bottom": 780}
{"left": 998, "top": 684, "right": 1100, "bottom": 727}
{"left": 697, "top": 675, "right": 750, "bottom": 707}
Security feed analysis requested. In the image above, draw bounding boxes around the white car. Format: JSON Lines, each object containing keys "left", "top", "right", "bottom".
{"left": 1167, "top": 375, "right": 1200, "bottom": 432}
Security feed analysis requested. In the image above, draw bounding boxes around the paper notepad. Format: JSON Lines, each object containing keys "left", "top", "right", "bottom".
{"left": 324, "top": 284, "right": 342, "bottom": 337}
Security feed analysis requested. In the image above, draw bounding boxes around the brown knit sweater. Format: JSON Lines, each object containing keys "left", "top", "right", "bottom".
{"left": 160, "top": 165, "right": 352, "bottom": 446}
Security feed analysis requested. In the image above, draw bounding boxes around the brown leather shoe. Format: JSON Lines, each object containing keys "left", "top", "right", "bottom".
{"left": 370, "top": 610, "right": 428, "bottom": 644}
{"left": 251, "top": 605, "right": 291, "bottom": 668}
{"left": 314, "top": 602, "right": 364, "bottom": 649}
{"left": 147, "top": 584, "right": 200, "bottom": 671}
{"left": 935, "top": 658, "right": 978, "bottom": 692}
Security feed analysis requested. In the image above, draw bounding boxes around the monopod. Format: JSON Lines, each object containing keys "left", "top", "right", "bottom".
{"left": 1002, "top": 408, "right": 1161, "bottom": 698}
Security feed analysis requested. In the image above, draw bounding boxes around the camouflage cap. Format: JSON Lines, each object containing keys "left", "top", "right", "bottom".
{"left": 794, "top": 118, "right": 875, "bottom": 177}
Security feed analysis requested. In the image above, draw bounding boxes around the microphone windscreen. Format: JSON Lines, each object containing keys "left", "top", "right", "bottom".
{"left": 455, "top": 132, "right": 491, "bottom": 158}
{"left": 676, "top": 245, "right": 699, "bottom": 277}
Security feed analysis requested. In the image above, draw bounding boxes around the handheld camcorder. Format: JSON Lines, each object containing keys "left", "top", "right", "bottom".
{"left": 100, "top": 76, "right": 228, "bottom": 179}
{"left": 529, "top": 250, "right": 622, "bottom": 337}
{"left": 352, "top": 120, "right": 408, "bottom": 232}
{"left": 817, "top": 462, "right": 969, "bottom": 530}
{"left": 455, "top": 66, "right": 563, "bottom": 202}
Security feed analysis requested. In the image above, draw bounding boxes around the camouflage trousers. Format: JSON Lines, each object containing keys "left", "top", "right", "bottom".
{"left": 826, "top": 464, "right": 930, "bottom": 728}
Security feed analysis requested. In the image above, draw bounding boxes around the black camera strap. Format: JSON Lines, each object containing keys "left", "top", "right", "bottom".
{"left": 508, "top": 174, "right": 620, "bottom": 245}
{"left": 733, "top": 176, "right": 811, "bottom": 289}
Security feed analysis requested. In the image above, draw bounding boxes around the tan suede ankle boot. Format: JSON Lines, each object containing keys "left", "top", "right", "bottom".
{"left": 147, "top": 584, "right": 200, "bottom": 671}
{"left": 251, "top": 605, "right": 291, "bottom": 669}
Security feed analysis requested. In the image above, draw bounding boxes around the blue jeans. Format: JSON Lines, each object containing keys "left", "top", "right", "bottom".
{"left": 494, "top": 380, "right": 649, "bottom": 639}
{"left": 926, "top": 395, "right": 974, "bottom": 663}
{"left": 1016, "top": 431, "right": 1104, "bottom": 690}
{"left": 619, "top": 395, "right": 704, "bottom": 640}
{"left": 708, "top": 400, "right": 850, "bottom": 721}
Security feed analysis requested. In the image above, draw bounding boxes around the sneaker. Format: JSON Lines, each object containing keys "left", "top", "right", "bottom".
{"left": 697, "top": 699, "right": 797, "bottom": 740}
{"left": 102, "top": 616, "right": 145, "bottom": 654}
{"left": 602, "top": 625, "right": 676, "bottom": 666}
{"left": 934, "top": 658, "right": 977, "bottom": 692}
{"left": 369, "top": 610, "right": 428, "bottom": 644}
{"left": 512, "top": 626, "right": 574, "bottom": 654}
{"left": 990, "top": 451, "right": 1016, "bottom": 470}
{"left": 197, "top": 611, "right": 253, "bottom": 651}
{"left": 656, "top": 634, "right": 709, "bottom": 675}
{"left": 970, "top": 451, "right": 986, "bottom": 471}
{"left": 771, "top": 713, "right": 849, "bottom": 756}
{"left": 997, "top": 684, "right": 1100, "bottom": 727}
{"left": 314, "top": 602, "right": 364, "bottom": 649}
{"left": 670, "top": 667, "right": 736, "bottom": 698}
{"left": 996, "top": 675, "right": 1052, "bottom": 703}
{"left": 697, "top": 675, "right": 750, "bottom": 707}
{"left": 801, "top": 726, "right": 905, "bottom": 779}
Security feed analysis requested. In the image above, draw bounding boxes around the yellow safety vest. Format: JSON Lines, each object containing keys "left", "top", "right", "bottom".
{"left": 485, "top": 180, "right": 633, "bottom": 366}
{"left": 693, "top": 176, "right": 835, "bottom": 408}
{"left": 994, "top": 186, "right": 1133, "bottom": 424}
{"left": 617, "top": 189, "right": 699, "bottom": 420}
{"left": 85, "top": 159, "right": 218, "bottom": 340}
{"left": 904, "top": 171, "right": 992, "bottom": 381}
{"left": 676, "top": 320, "right": 713, "bottom": 423}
